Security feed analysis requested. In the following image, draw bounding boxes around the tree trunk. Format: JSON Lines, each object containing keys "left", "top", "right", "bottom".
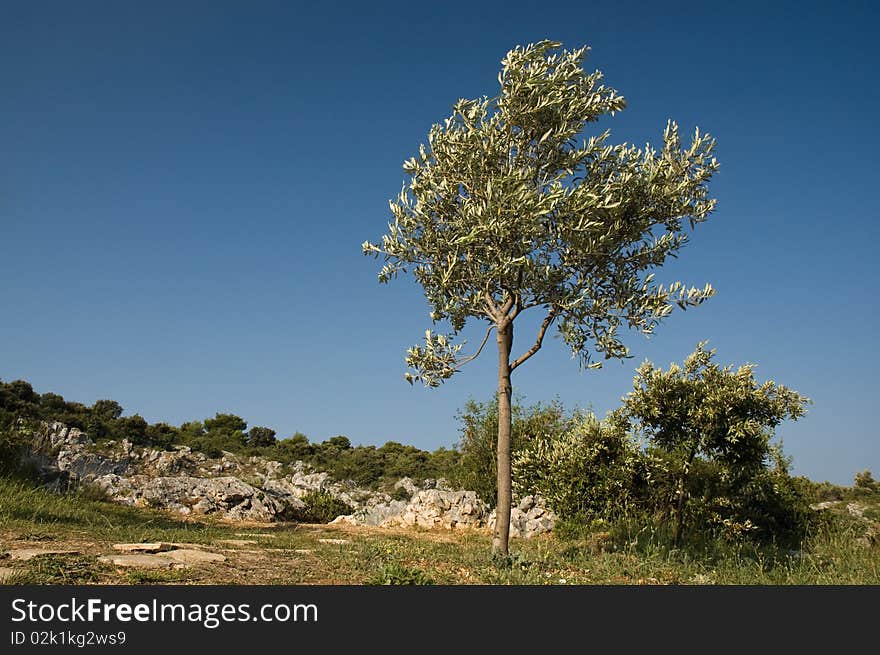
{"left": 493, "top": 320, "right": 513, "bottom": 556}
{"left": 673, "top": 448, "right": 698, "bottom": 547}
{"left": 673, "top": 475, "right": 687, "bottom": 547}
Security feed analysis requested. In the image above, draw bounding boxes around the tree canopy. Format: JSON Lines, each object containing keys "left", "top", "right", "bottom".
{"left": 364, "top": 40, "right": 719, "bottom": 386}
{"left": 623, "top": 342, "right": 810, "bottom": 471}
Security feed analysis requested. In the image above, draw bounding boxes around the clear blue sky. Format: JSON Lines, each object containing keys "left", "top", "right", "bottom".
{"left": 2, "top": 1, "right": 877, "bottom": 485}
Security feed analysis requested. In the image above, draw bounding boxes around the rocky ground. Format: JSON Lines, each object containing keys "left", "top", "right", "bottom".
{"left": 25, "top": 422, "right": 557, "bottom": 540}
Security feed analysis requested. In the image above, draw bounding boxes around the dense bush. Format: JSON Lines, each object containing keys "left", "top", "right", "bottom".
{"left": 640, "top": 450, "right": 816, "bottom": 548}
{"left": 722, "top": 456, "right": 816, "bottom": 548}
{"left": 247, "top": 427, "right": 277, "bottom": 447}
{"left": 854, "top": 470, "right": 878, "bottom": 492}
{"left": 513, "top": 413, "right": 645, "bottom": 524}
{"left": 296, "top": 490, "right": 354, "bottom": 523}
{"left": 295, "top": 438, "right": 458, "bottom": 489}
{"left": 451, "top": 397, "right": 577, "bottom": 503}
{"left": 0, "top": 423, "right": 30, "bottom": 474}
{"left": 619, "top": 343, "right": 811, "bottom": 546}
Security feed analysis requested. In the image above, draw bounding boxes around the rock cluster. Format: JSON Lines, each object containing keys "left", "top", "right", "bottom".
{"left": 487, "top": 495, "right": 556, "bottom": 539}
{"left": 333, "top": 478, "right": 557, "bottom": 539}
{"left": 33, "top": 423, "right": 339, "bottom": 521}
{"left": 379, "top": 489, "right": 488, "bottom": 530}
{"left": 93, "top": 474, "right": 303, "bottom": 522}
{"left": 29, "top": 422, "right": 556, "bottom": 538}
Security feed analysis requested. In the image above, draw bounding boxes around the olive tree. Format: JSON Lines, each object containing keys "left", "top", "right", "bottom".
{"left": 364, "top": 41, "right": 719, "bottom": 555}
{"left": 621, "top": 342, "right": 810, "bottom": 545}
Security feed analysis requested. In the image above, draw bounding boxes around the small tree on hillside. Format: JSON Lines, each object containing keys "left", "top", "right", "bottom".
{"left": 364, "top": 40, "right": 719, "bottom": 554}
{"left": 854, "top": 470, "right": 878, "bottom": 492}
{"left": 92, "top": 399, "right": 124, "bottom": 420}
{"left": 247, "top": 426, "right": 277, "bottom": 447}
{"left": 621, "top": 342, "right": 810, "bottom": 545}
{"left": 204, "top": 413, "right": 248, "bottom": 434}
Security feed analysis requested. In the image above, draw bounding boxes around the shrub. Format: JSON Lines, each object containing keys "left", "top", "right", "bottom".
{"left": 513, "top": 413, "right": 644, "bottom": 524}
{"left": 804, "top": 479, "right": 846, "bottom": 503}
{"left": 143, "top": 423, "right": 179, "bottom": 450}
{"left": 276, "top": 433, "right": 313, "bottom": 461}
{"left": 369, "top": 562, "right": 434, "bottom": 585}
{"left": 620, "top": 343, "right": 810, "bottom": 546}
{"left": 247, "top": 427, "right": 277, "bottom": 447}
{"left": 451, "top": 397, "right": 576, "bottom": 503}
{"left": 854, "top": 470, "right": 878, "bottom": 492}
{"left": 296, "top": 490, "right": 353, "bottom": 523}
{"left": 390, "top": 486, "right": 412, "bottom": 502}
{"left": 725, "top": 460, "right": 815, "bottom": 548}
{"left": 0, "top": 423, "right": 30, "bottom": 474}
{"left": 636, "top": 448, "right": 816, "bottom": 549}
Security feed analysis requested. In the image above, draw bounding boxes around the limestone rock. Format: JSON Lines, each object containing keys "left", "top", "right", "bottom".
{"left": 56, "top": 450, "right": 130, "bottom": 480}
{"left": 5, "top": 548, "right": 80, "bottom": 561}
{"left": 487, "top": 495, "right": 557, "bottom": 539}
{"left": 104, "top": 475, "right": 303, "bottom": 522}
{"left": 99, "top": 554, "right": 178, "bottom": 569}
{"left": 847, "top": 502, "right": 867, "bottom": 518}
{"left": 99, "top": 547, "right": 225, "bottom": 568}
{"left": 394, "top": 477, "right": 420, "bottom": 498}
{"left": 163, "top": 549, "right": 225, "bottom": 565}
{"left": 112, "top": 543, "right": 175, "bottom": 553}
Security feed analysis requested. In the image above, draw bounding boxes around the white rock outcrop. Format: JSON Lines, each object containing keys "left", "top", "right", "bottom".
{"left": 29, "top": 421, "right": 556, "bottom": 537}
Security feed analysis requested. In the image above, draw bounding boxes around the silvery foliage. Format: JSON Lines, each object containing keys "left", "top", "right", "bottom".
{"left": 364, "top": 41, "right": 719, "bottom": 386}
{"left": 623, "top": 342, "right": 810, "bottom": 469}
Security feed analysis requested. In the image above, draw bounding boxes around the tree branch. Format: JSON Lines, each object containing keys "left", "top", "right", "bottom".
{"left": 508, "top": 268, "right": 525, "bottom": 320}
{"left": 510, "top": 309, "right": 557, "bottom": 371}
{"left": 484, "top": 291, "right": 502, "bottom": 322}
{"left": 454, "top": 324, "right": 497, "bottom": 368}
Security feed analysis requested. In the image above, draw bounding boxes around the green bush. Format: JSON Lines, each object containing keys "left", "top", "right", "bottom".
{"left": 247, "top": 427, "right": 277, "bottom": 447}
{"left": 619, "top": 344, "right": 811, "bottom": 547}
{"left": 854, "top": 470, "right": 878, "bottom": 492}
{"left": 0, "top": 423, "right": 30, "bottom": 474}
{"left": 451, "top": 397, "right": 576, "bottom": 503}
{"left": 513, "top": 413, "right": 645, "bottom": 524}
{"left": 390, "top": 486, "right": 412, "bottom": 502}
{"left": 634, "top": 449, "right": 817, "bottom": 549}
{"left": 804, "top": 479, "right": 846, "bottom": 503}
{"left": 727, "top": 467, "right": 815, "bottom": 548}
{"left": 296, "top": 490, "right": 354, "bottom": 523}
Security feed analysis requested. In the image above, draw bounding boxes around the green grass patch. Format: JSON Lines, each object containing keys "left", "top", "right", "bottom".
{"left": 0, "top": 476, "right": 239, "bottom": 545}
{"left": 16, "top": 555, "right": 110, "bottom": 584}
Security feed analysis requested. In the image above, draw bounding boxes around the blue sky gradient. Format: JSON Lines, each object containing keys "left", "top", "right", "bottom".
{"left": 2, "top": 1, "right": 877, "bottom": 484}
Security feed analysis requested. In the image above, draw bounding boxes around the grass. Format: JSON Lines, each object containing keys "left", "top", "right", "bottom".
{"left": 15, "top": 555, "right": 112, "bottom": 584}
{"left": 1, "top": 475, "right": 878, "bottom": 585}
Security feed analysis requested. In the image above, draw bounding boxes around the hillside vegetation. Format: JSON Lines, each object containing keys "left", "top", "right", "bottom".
{"left": 2, "top": 344, "right": 879, "bottom": 585}
{"left": 0, "top": 378, "right": 458, "bottom": 489}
